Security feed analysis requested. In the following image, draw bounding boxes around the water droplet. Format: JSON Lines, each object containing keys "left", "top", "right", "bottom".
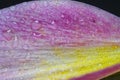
{"left": 13, "top": 21, "right": 17, "bottom": 24}
{"left": 7, "top": 29, "right": 11, "bottom": 33}
{"left": 70, "top": 69, "right": 73, "bottom": 72}
{"left": 98, "top": 64, "right": 102, "bottom": 66}
{"left": 10, "top": 6, "right": 15, "bottom": 11}
{"left": 51, "top": 21, "right": 55, "bottom": 24}
{"left": 33, "top": 32, "right": 41, "bottom": 36}
{"left": 61, "top": 15, "right": 64, "bottom": 18}
{"left": 35, "top": 20, "right": 39, "bottom": 23}
{"left": 6, "top": 16, "right": 10, "bottom": 19}
{"left": 31, "top": 3, "right": 36, "bottom": 9}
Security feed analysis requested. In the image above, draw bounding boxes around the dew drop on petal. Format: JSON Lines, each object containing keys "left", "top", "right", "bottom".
{"left": 10, "top": 6, "right": 15, "bottom": 11}
{"left": 61, "top": 14, "right": 65, "bottom": 18}
{"left": 51, "top": 21, "right": 55, "bottom": 24}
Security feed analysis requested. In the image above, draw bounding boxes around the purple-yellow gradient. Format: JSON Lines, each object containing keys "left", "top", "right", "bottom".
{"left": 0, "top": 0, "right": 120, "bottom": 80}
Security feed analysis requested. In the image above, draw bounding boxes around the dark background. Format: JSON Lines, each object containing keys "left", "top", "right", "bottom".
{"left": 0, "top": 0, "right": 120, "bottom": 80}
{"left": 0, "top": 0, "right": 120, "bottom": 17}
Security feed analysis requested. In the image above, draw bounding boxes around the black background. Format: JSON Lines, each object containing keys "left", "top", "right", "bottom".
{"left": 0, "top": 0, "right": 120, "bottom": 80}
{"left": 0, "top": 0, "right": 120, "bottom": 17}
